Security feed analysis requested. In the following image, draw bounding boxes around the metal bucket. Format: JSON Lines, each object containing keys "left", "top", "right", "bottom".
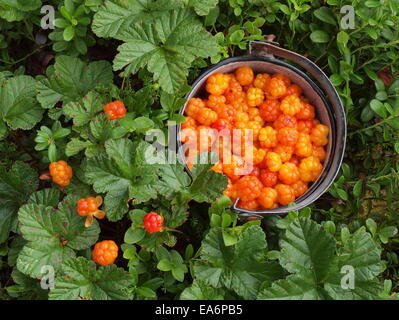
{"left": 177, "top": 41, "right": 346, "bottom": 220}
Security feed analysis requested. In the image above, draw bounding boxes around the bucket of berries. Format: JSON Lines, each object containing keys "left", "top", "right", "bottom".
{"left": 178, "top": 41, "right": 346, "bottom": 219}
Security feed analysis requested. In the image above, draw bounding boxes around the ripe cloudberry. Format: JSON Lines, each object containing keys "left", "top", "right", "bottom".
{"left": 49, "top": 160, "right": 72, "bottom": 187}
{"left": 248, "top": 107, "right": 264, "bottom": 124}
{"left": 295, "top": 132, "right": 313, "bottom": 157}
{"left": 284, "top": 84, "right": 302, "bottom": 97}
{"left": 237, "top": 199, "right": 259, "bottom": 210}
{"left": 291, "top": 180, "right": 308, "bottom": 198}
{"left": 297, "top": 103, "right": 315, "bottom": 120}
{"left": 225, "top": 76, "right": 243, "bottom": 103}
{"left": 260, "top": 169, "right": 278, "bottom": 187}
{"left": 273, "top": 114, "right": 297, "bottom": 129}
{"left": 212, "top": 119, "right": 231, "bottom": 132}
{"left": 197, "top": 126, "right": 216, "bottom": 152}
{"left": 273, "top": 145, "right": 294, "bottom": 163}
{"left": 259, "top": 126, "right": 278, "bottom": 148}
{"left": 206, "top": 72, "right": 230, "bottom": 95}
{"left": 92, "top": 240, "right": 118, "bottom": 266}
{"left": 253, "top": 73, "right": 271, "bottom": 90}
{"left": 280, "top": 94, "right": 302, "bottom": 116}
{"left": 77, "top": 196, "right": 106, "bottom": 227}
{"left": 186, "top": 98, "right": 205, "bottom": 117}
{"left": 222, "top": 155, "right": 248, "bottom": 181}
{"left": 216, "top": 104, "right": 236, "bottom": 122}
{"left": 249, "top": 166, "right": 260, "bottom": 177}
{"left": 279, "top": 163, "right": 300, "bottom": 185}
{"left": 103, "top": 100, "right": 126, "bottom": 120}
{"left": 265, "top": 77, "right": 287, "bottom": 98}
{"left": 275, "top": 184, "right": 295, "bottom": 206}
{"left": 259, "top": 99, "right": 281, "bottom": 122}
{"left": 299, "top": 156, "right": 323, "bottom": 182}
{"left": 312, "top": 146, "right": 327, "bottom": 162}
{"left": 297, "top": 120, "right": 314, "bottom": 134}
{"left": 265, "top": 152, "right": 282, "bottom": 172}
{"left": 257, "top": 187, "right": 278, "bottom": 209}
{"left": 235, "top": 66, "right": 254, "bottom": 86}
{"left": 273, "top": 74, "right": 291, "bottom": 87}
{"left": 277, "top": 127, "right": 299, "bottom": 146}
{"left": 224, "top": 179, "right": 238, "bottom": 199}
{"left": 181, "top": 116, "right": 197, "bottom": 129}
{"left": 207, "top": 94, "right": 226, "bottom": 110}
{"left": 247, "top": 87, "right": 264, "bottom": 107}
{"left": 235, "top": 176, "right": 263, "bottom": 201}
{"left": 311, "top": 124, "right": 329, "bottom": 146}
{"left": 194, "top": 107, "right": 218, "bottom": 126}
{"left": 143, "top": 212, "right": 164, "bottom": 233}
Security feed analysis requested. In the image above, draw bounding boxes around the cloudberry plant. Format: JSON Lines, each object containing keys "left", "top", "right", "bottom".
{"left": 92, "top": 240, "right": 118, "bottom": 266}
{"left": 235, "top": 66, "right": 254, "bottom": 86}
{"left": 247, "top": 87, "right": 264, "bottom": 107}
{"left": 206, "top": 72, "right": 230, "bottom": 95}
{"left": 257, "top": 187, "right": 278, "bottom": 209}
{"left": 299, "top": 156, "right": 323, "bottom": 182}
{"left": 259, "top": 99, "right": 281, "bottom": 122}
{"left": 259, "top": 126, "right": 277, "bottom": 148}
{"left": 275, "top": 184, "right": 295, "bottom": 206}
{"left": 280, "top": 94, "right": 301, "bottom": 116}
{"left": 265, "top": 77, "right": 286, "bottom": 98}
{"left": 235, "top": 175, "right": 263, "bottom": 201}
{"left": 311, "top": 124, "right": 329, "bottom": 146}
{"left": 260, "top": 169, "right": 278, "bottom": 187}
{"left": 103, "top": 100, "right": 126, "bottom": 120}
{"left": 278, "top": 162, "right": 300, "bottom": 185}
{"left": 143, "top": 212, "right": 164, "bottom": 233}
{"left": 49, "top": 160, "right": 73, "bottom": 187}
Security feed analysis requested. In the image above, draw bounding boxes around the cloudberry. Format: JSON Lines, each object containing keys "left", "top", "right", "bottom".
{"left": 275, "top": 184, "right": 295, "bottom": 206}
{"left": 235, "top": 66, "right": 254, "bottom": 86}
{"left": 186, "top": 98, "right": 205, "bottom": 117}
{"left": 273, "top": 114, "right": 297, "bottom": 129}
{"left": 216, "top": 104, "right": 236, "bottom": 122}
{"left": 197, "top": 126, "right": 216, "bottom": 152}
{"left": 180, "top": 127, "right": 197, "bottom": 145}
{"left": 92, "top": 240, "right": 118, "bottom": 266}
{"left": 225, "top": 77, "right": 243, "bottom": 103}
{"left": 249, "top": 166, "right": 260, "bottom": 177}
{"left": 299, "top": 156, "right": 323, "bottom": 182}
{"left": 237, "top": 199, "right": 259, "bottom": 210}
{"left": 253, "top": 73, "right": 271, "bottom": 90}
{"left": 278, "top": 127, "right": 299, "bottom": 146}
{"left": 194, "top": 107, "right": 218, "bottom": 126}
{"left": 273, "top": 145, "right": 294, "bottom": 163}
{"left": 206, "top": 72, "right": 230, "bottom": 95}
{"left": 295, "top": 132, "right": 313, "bottom": 157}
{"left": 297, "top": 120, "right": 314, "bottom": 134}
{"left": 265, "top": 77, "right": 287, "bottom": 98}
{"left": 143, "top": 212, "right": 164, "bottom": 233}
{"left": 311, "top": 124, "right": 329, "bottom": 146}
{"left": 49, "top": 160, "right": 72, "bottom": 187}
{"left": 259, "top": 126, "right": 277, "bottom": 148}
{"left": 207, "top": 94, "right": 226, "bottom": 110}
{"left": 248, "top": 108, "right": 264, "bottom": 124}
{"left": 265, "top": 152, "right": 282, "bottom": 172}
{"left": 280, "top": 94, "right": 302, "bottom": 116}
{"left": 284, "top": 84, "right": 302, "bottom": 97}
{"left": 260, "top": 169, "right": 278, "bottom": 187}
{"left": 77, "top": 196, "right": 106, "bottom": 227}
{"left": 247, "top": 87, "right": 264, "bottom": 107}
{"left": 273, "top": 73, "right": 291, "bottom": 87}
{"left": 291, "top": 180, "right": 308, "bottom": 198}
{"left": 257, "top": 187, "right": 278, "bottom": 209}
{"left": 289, "top": 155, "right": 300, "bottom": 167}
{"left": 222, "top": 155, "right": 248, "bottom": 181}
{"left": 234, "top": 111, "right": 249, "bottom": 123}
{"left": 103, "top": 100, "right": 126, "bottom": 120}
{"left": 181, "top": 116, "right": 197, "bottom": 129}
{"left": 224, "top": 179, "right": 238, "bottom": 199}
{"left": 279, "top": 162, "right": 300, "bottom": 185}
{"left": 297, "top": 103, "right": 315, "bottom": 120}
{"left": 211, "top": 119, "right": 231, "bottom": 132}
{"left": 235, "top": 176, "right": 263, "bottom": 201}
{"left": 313, "top": 146, "right": 327, "bottom": 162}
{"left": 259, "top": 99, "right": 281, "bottom": 122}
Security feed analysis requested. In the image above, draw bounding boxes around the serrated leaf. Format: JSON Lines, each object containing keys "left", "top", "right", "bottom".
{"left": 180, "top": 279, "right": 224, "bottom": 300}
{"left": 194, "top": 226, "right": 284, "bottom": 299}
{"left": 36, "top": 56, "right": 113, "bottom": 109}
{"left": 28, "top": 188, "right": 61, "bottom": 207}
{"left": 49, "top": 257, "right": 131, "bottom": 300}
{"left": 0, "top": 75, "right": 43, "bottom": 130}
{"left": 63, "top": 91, "right": 104, "bottom": 126}
{"left": 65, "top": 138, "right": 93, "bottom": 157}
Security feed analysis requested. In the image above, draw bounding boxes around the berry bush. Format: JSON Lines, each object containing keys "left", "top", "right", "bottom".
{"left": 0, "top": 0, "right": 398, "bottom": 301}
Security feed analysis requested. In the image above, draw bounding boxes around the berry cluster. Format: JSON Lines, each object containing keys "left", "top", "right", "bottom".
{"left": 92, "top": 240, "right": 119, "bottom": 266}
{"left": 103, "top": 100, "right": 127, "bottom": 120}
{"left": 49, "top": 160, "right": 73, "bottom": 187}
{"left": 77, "top": 196, "right": 106, "bottom": 227}
{"left": 143, "top": 212, "right": 164, "bottom": 233}
{"left": 181, "top": 66, "right": 329, "bottom": 210}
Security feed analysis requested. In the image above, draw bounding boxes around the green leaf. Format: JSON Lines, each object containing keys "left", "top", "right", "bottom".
{"left": 189, "top": 0, "right": 219, "bottom": 16}
{"left": 65, "top": 138, "right": 93, "bottom": 157}
{"left": 180, "top": 279, "right": 224, "bottom": 300}
{"left": 370, "top": 99, "right": 387, "bottom": 118}
{"left": 49, "top": 257, "right": 131, "bottom": 300}
{"left": 313, "top": 7, "right": 336, "bottom": 25}
{"left": 310, "top": 30, "right": 330, "bottom": 43}
{"left": 353, "top": 180, "right": 362, "bottom": 198}
{"left": 17, "top": 195, "right": 100, "bottom": 278}
{"left": 36, "top": 56, "right": 113, "bottom": 109}
{"left": 124, "top": 228, "right": 146, "bottom": 244}
{"left": 394, "top": 142, "right": 399, "bottom": 154}
{"left": 63, "top": 25, "right": 75, "bottom": 41}
{"left": 63, "top": 91, "right": 104, "bottom": 127}
{"left": 0, "top": 75, "right": 43, "bottom": 130}
{"left": 28, "top": 188, "right": 61, "bottom": 207}
{"left": 194, "top": 226, "right": 284, "bottom": 299}
{"left": 279, "top": 218, "right": 336, "bottom": 282}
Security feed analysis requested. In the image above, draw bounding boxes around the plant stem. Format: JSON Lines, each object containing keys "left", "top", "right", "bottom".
{"left": 348, "top": 114, "right": 399, "bottom": 137}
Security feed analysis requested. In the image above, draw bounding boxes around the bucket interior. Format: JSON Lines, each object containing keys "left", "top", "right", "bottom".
{"left": 181, "top": 58, "right": 336, "bottom": 214}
